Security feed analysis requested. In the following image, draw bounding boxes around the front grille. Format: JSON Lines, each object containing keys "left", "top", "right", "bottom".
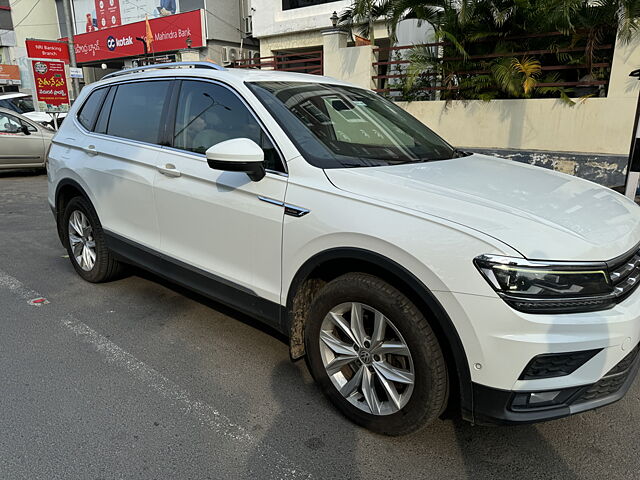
{"left": 608, "top": 247, "right": 640, "bottom": 302}
{"left": 574, "top": 343, "right": 640, "bottom": 404}
{"left": 520, "top": 349, "right": 602, "bottom": 380}
{"left": 578, "top": 374, "right": 628, "bottom": 402}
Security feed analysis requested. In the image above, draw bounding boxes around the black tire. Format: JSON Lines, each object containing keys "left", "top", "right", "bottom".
{"left": 62, "top": 196, "right": 124, "bottom": 283}
{"left": 304, "top": 273, "right": 448, "bottom": 436}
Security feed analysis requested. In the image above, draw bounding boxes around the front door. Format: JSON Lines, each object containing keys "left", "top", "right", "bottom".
{"left": 153, "top": 79, "right": 288, "bottom": 325}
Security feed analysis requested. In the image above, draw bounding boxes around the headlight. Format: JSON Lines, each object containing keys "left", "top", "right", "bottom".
{"left": 474, "top": 254, "right": 615, "bottom": 313}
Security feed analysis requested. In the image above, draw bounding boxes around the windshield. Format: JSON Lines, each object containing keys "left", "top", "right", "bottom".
{"left": 0, "top": 96, "right": 35, "bottom": 114}
{"left": 247, "top": 81, "right": 456, "bottom": 168}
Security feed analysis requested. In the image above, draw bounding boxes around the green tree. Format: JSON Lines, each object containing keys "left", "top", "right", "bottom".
{"left": 341, "top": 0, "right": 640, "bottom": 101}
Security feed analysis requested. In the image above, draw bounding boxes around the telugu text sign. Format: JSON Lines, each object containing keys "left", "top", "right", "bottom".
{"left": 31, "top": 60, "right": 70, "bottom": 113}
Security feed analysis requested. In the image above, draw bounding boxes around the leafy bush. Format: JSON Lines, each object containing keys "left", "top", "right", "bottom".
{"left": 343, "top": 0, "right": 640, "bottom": 102}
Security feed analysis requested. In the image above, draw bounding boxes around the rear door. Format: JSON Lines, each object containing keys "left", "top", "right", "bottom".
{"left": 73, "top": 80, "right": 172, "bottom": 249}
{"left": 0, "top": 112, "right": 45, "bottom": 166}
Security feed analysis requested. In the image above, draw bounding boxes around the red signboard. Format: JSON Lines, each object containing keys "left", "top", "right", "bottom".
{"left": 95, "top": 0, "right": 122, "bottom": 29}
{"left": 67, "top": 9, "right": 204, "bottom": 63}
{"left": 31, "top": 60, "right": 70, "bottom": 113}
{"left": 26, "top": 39, "right": 70, "bottom": 63}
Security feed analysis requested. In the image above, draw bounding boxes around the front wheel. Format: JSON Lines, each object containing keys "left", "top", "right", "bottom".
{"left": 305, "top": 273, "right": 448, "bottom": 435}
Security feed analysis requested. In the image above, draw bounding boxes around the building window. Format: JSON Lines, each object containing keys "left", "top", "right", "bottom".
{"left": 282, "top": 0, "right": 339, "bottom": 11}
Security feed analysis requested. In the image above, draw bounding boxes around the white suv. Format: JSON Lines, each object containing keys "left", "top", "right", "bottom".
{"left": 48, "top": 62, "right": 640, "bottom": 435}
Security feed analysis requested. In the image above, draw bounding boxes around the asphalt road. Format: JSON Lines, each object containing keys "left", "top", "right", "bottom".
{"left": 0, "top": 170, "right": 638, "bottom": 480}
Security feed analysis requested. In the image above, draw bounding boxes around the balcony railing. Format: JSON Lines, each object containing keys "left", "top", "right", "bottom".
{"left": 372, "top": 32, "right": 614, "bottom": 101}
{"left": 232, "top": 50, "right": 323, "bottom": 75}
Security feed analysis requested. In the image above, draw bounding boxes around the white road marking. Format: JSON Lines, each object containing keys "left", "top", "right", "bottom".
{"left": 0, "top": 270, "right": 313, "bottom": 479}
{"left": 60, "top": 314, "right": 313, "bottom": 479}
{"left": 0, "top": 270, "right": 47, "bottom": 304}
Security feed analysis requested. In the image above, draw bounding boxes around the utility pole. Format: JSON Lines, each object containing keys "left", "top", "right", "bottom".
{"left": 624, "top": 69, "right": 640, "bottom": 200}
{"left": 62, "top": 0, "right": 80, "bottom": 100}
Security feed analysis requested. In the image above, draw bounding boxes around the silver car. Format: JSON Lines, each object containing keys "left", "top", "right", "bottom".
{"left": 0, "top": 107, "right": 54, "bottom": 170}
{"left": 0, "top": 92, "right": 67, "bottom": 128}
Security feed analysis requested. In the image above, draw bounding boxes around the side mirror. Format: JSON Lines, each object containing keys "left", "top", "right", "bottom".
{"left": 21, "top": 124, "right": 31, "bottom": 135}
{"left": 206, "top": 138, "right": 266, "bottom": 182}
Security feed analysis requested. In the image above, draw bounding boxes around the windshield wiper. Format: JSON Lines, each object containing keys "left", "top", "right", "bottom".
{"left": 452, "top": 148, "right": 472, "bottom": 158}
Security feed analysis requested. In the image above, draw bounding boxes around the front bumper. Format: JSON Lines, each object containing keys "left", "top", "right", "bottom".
{"left": 471, "top": 342, "right": 640, "bottom": 425}
{"left": 433, "top": 274, "right": 640, "bottom": 425}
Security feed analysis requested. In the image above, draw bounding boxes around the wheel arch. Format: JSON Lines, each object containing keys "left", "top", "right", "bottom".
{"left": 54, "top": 178, "right": 92, "bottom": 244}
{"left": 285, "top": 247, "right": 473, "bottom": 419}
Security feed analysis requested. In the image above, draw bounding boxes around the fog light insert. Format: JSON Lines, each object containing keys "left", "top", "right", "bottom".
{"left": 530, "top": 391, "right": 562, "bottom": 405}
{"left": 511, "top": 388, "right": 580, "bottom": 411}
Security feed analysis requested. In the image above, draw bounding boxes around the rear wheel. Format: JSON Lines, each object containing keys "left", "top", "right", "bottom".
{"left": 62, "top": 196, "right": 124, "bottom": 282}
{"left": 305, "top": 273, "right": 448, "bottom": 435}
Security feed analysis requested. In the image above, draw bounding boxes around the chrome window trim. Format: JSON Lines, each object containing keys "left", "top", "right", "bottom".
{"left": 75, "top": 75, "right": 289, "bottom": 175}
{"left": 70, "top": 116, "right": 168, "bottom": 154}
{"left": 159, "top": 145, "right": 289, "bottom": 178}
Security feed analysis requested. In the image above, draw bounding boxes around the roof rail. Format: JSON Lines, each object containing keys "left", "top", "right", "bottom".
{"left": 102, "top": 61, "right": 225, "bottom": 80}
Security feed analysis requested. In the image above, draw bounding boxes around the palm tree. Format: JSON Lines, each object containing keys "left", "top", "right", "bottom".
{"left": 338, "top": 0, "right": 392, "bottom": 45}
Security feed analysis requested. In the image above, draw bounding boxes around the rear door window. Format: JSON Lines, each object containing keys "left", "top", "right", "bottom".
{"left": 106, "top": 81, "right": 171, "bottom": 144}
{"left": 77, "top": 87, "right": 107, "bottom": 131}
{"left": 94, "top": 87, "right": 115, "bottom": 134}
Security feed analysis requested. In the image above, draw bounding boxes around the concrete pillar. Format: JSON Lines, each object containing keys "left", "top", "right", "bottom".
{"left": 321, "top": 28, "right": 349, "bottom": 59}
{"left": 179, "top": 49, "right": 200, "bottom": 62}
{"left": 607, "top": 37, "right": 640, "bottom": 99}
{"left": 322, "top": 28, "right": 376, "bottom": 90}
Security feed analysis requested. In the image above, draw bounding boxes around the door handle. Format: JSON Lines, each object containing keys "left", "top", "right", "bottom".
{"left": 157, "top": 163, "right": 181, "bottom": 178}
{"left": 83, "top": 145, "right": 98, "bottom": 156}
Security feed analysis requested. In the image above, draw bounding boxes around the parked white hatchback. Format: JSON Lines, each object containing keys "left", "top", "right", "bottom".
{"left": 0, "top": 92, "right": 66, "bottom": 128}
{"left": 47, "top": 62, "right": 640, "bottom": 435}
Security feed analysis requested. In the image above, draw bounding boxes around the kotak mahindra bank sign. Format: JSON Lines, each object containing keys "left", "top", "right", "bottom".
{"left": 68, "top": 9, "right": 204, "bottom": 63}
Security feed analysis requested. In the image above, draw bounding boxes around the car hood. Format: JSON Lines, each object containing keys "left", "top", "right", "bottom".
{"left": 324, "top": 154, "right": 640, "bottom": 261}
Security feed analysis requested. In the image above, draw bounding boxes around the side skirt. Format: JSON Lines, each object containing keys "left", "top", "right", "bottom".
{"left": 104, "top": 231, "right": 285, "bottom": 334}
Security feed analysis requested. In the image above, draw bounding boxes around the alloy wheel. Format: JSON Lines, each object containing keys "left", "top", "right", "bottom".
{"left": 319, "top": 302, "right": 415, "bottom": 415}
{"left": 68, "top": 210, "right": 96, "bottom": 271}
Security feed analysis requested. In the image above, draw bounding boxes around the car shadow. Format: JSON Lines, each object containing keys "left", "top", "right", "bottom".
{"left": 448, "top": 419, "right": 580, "bottom": 479}
{"left": 130, "top": 265, "right": 290, "bottom": 348}
{"left": 246, "top": 359, "right": 363, "bottom": 480}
